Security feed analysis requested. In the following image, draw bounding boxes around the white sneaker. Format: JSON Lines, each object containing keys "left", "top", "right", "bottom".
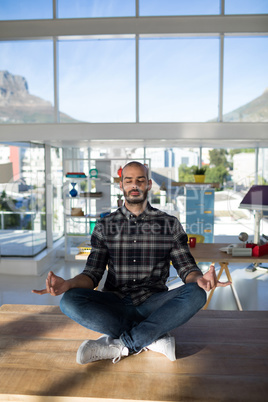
{"left": 76, "top": 335, "right": 129, "bottom": 364}
{"left": 147, "top": 335, "right": 176, "bottom": 361}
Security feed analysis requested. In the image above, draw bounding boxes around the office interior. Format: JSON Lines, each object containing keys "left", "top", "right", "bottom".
{"left": 0, "top": 0, "right": 268, "bottom": 311}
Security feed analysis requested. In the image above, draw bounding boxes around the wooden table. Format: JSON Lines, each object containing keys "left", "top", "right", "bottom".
{"left": 190, "top": 243, "right": 268, "bottom": 311}
{"left": 75, "top": 242, "right": 268, "bottom": 311}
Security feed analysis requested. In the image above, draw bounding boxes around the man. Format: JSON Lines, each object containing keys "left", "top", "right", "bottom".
{"left": 33, "top": 161, "right": 231, "bottom": 364}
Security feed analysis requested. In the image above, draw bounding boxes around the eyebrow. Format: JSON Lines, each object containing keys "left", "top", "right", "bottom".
{"left": 123, "top": 175, "right": 146, "bottom": 180}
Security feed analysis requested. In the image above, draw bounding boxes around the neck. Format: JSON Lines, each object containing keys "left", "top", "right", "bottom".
{"left": 124, "top": 199, "right": 148, "bottom": 216}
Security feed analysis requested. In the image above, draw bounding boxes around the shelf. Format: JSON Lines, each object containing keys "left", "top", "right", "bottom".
{"left": 75, "top": 252, "right": 90, "bottom": 260}
{"left": 172, "top": 181, "right": 220, "bottom": 188}
{"left": 66, "top": 215, "right": 98, "bottom": 219}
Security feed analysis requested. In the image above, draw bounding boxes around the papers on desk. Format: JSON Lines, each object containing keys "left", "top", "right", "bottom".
{"left": 220, "top": 244, "right": 252, "bottom": 257}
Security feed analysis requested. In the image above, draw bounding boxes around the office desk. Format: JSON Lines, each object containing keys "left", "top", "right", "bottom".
{"left": 75, "top": 243, "right": 268, "bottom": 311}
{"left": 190, "top": 243, "right": 268, "bottom": 311}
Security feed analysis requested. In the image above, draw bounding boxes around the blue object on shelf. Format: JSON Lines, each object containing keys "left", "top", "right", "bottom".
{"left": 69, "top": 182, "right": 78, "bottom": 197}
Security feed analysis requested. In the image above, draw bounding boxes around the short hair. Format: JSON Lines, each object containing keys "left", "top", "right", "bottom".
{"left": 122, "top": 161, "right": 149, "bottom": 180}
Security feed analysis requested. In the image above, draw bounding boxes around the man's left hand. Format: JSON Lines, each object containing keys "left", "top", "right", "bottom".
{"left": 197, "top": 264, "right": 231, "bottom": 291}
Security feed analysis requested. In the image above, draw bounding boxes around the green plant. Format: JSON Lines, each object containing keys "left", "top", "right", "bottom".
{"left": 191, "top": 165, "right": 207, "bottom": 175}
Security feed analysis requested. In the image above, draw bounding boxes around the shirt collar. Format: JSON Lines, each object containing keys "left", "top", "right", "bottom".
{"left": 120, "top": 202, "right": 154, "bottom": 220}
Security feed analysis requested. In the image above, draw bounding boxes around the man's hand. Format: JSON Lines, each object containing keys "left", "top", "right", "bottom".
{"left": 197, "top": 265, "right": 231, "bottom": 291}
{"left": 32, "top": 271, "right": 70, "bottom": 296}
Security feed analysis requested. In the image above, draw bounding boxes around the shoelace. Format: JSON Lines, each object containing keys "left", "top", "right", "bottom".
{"left": 109, "top": 345, "right": 123, "bottom": 364}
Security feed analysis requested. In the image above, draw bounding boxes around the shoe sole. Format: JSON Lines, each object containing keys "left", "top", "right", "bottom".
{"left": 168, "top": 336, "right": 176, "bottom": 361}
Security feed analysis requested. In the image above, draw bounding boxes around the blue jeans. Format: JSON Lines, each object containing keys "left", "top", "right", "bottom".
{"left": 60, "top": 283, "right": 206, "bottom": 353}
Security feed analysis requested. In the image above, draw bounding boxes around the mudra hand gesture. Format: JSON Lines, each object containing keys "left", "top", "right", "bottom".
{"left": 197, "top": 265, "right": 231, "bottom": 291}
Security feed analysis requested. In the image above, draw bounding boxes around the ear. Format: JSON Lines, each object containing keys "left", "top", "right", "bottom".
{"left": 119, "top": 180, "right": 123, "bottom": 191}
{"left": 148, "top": 179, "right": 152, "bottom": 191}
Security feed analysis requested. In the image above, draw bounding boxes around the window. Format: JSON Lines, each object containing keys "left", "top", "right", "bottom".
{"left": 57, "top": 0, "right": 135, "bottom": 18}
{"left": 223, "top": 36, "right": 268, "bottom": 122}
{"left": 0, "top": 40, "right": 54, "bottom": 124}
{"left": 58, "top": 38, "right": 136, "bottom": 122}
{"left": 139, "top": 37, "right": 219, "bottom": 122}
{"left": 0, "top": 0, "right": 52, "bottom": 20}
{"left": 225, "top": 0, "right": 268, "bottom": 15}
{"left": 140, "top": 0, "right": 220, "bottom": 16}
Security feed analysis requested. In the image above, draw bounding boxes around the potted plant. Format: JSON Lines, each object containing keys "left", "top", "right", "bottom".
{"left": 191, "top": 165, "right": 207, "bottom": 183}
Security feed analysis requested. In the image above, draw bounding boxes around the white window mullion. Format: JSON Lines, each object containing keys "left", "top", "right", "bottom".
{"left": 136, "top": 34, "right": 139, "bottom": 123}
{"left": 218, "top": 34, "right": 224, "bottom": 122}
{"left": 53, "top": 37, "right": 59, "bottom": 123}
{"left": 45, "top": 144, "right": 53, "bottom": 248}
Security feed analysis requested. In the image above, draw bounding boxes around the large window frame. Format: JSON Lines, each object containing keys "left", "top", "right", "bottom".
{"left": 0, "top": 3, "right": 267, "bottom": 146}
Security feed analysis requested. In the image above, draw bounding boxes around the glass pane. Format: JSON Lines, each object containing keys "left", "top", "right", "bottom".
{"left": 0, "top": 142, "right": 46, "bottom": 256}
{"left": 140, "top": 37, "right": 219, "bottom": 122}
{"left": 201, "top": 147, "right": 257, "bottom": 243}
{"left": 51, "top": 147, "right": 64, "bottom": 242}
{"left": 59, "top": 38, "right": 135, "bottom": 123}
{"left": 258, "top": 148, "right": 268, "bottom": 185}
{"left": 0, "top": 40, "right": 54, "bottom": 124}
{"left": 140, "top": 0, "right": 220, "bottom": 16}
{"left": 225, "top": 0, "right": 268, "bottom": 14}
{"left": 0, "top": 0, "right": 52, "bottom": 20}
{"left": 57, "top": 0, "right": 135, "bottom": 18}
{"left": 223, "top": 37, "right": 268, "bottom": 122}
{"left": 145, "top": 147, "right": 200, "bottom": 219}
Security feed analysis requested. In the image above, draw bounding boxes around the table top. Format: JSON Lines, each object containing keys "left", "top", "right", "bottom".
{"left": 190, "top": 242, "right": 268, "bottom": 263}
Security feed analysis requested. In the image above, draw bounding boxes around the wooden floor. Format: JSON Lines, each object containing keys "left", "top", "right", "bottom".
{"left": 0, "top": 305, "right": 268, "bottom": 402}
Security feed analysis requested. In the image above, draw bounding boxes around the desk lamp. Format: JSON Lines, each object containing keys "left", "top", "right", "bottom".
{"left": 239, "top": 185, "right": 268, "bottom": 271}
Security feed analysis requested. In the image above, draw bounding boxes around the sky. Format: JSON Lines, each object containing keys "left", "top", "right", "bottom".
{"left": 0, "top": 1, "right": 267, "bottom": 122}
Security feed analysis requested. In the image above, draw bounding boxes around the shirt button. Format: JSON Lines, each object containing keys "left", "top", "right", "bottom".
{"left": 133, "top": 259, "right": 136, "bottom": 262}
{"left": 134, "top": 240, "right": 136, "bottom": 243}
{"left": 133, "top": 279, "right": 136, "bottom": 282}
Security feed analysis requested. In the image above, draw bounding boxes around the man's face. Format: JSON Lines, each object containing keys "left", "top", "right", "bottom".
{"left": 120, "top": 165, "right": 152, "bottom": 205}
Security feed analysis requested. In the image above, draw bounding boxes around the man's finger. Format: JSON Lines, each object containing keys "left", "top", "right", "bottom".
{"left": 32, "top": 289, "right": 48, "bottom": 295}
{"left": 208, "top": 265, "right": 216, "bottom": 289}
{"left": 217, "top": 281, "right": 232, "bottom": 288}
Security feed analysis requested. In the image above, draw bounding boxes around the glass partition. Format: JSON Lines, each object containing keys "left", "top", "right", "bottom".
{"left": 0, "top": 142, "right": 46, "bottom": 256}
{"left": 201, "top": 147, "right": 257, "bottom": 242}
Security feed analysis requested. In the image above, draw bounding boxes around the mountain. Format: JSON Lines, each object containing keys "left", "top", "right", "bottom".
{"left": 0, "top": 71, "right": 78, "bottom": 123}
{"left": 1, "top": 70, "right": 267, "bottom": 124}
{"left": 222, "top": 88, "right": 268, "bottom": 122}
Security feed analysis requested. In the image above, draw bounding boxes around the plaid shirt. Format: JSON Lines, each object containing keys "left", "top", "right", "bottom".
{"left": 82, "top": 203, "right": 201, "bottom": 305}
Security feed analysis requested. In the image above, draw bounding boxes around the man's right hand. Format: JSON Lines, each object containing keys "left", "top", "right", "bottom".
{"left": 32, "top": 271, "right": 70, "bottom": 296}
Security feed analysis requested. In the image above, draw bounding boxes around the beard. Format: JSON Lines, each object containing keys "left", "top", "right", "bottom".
{"left": 123, "top": 188, "right": 149, "bottom": 205}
